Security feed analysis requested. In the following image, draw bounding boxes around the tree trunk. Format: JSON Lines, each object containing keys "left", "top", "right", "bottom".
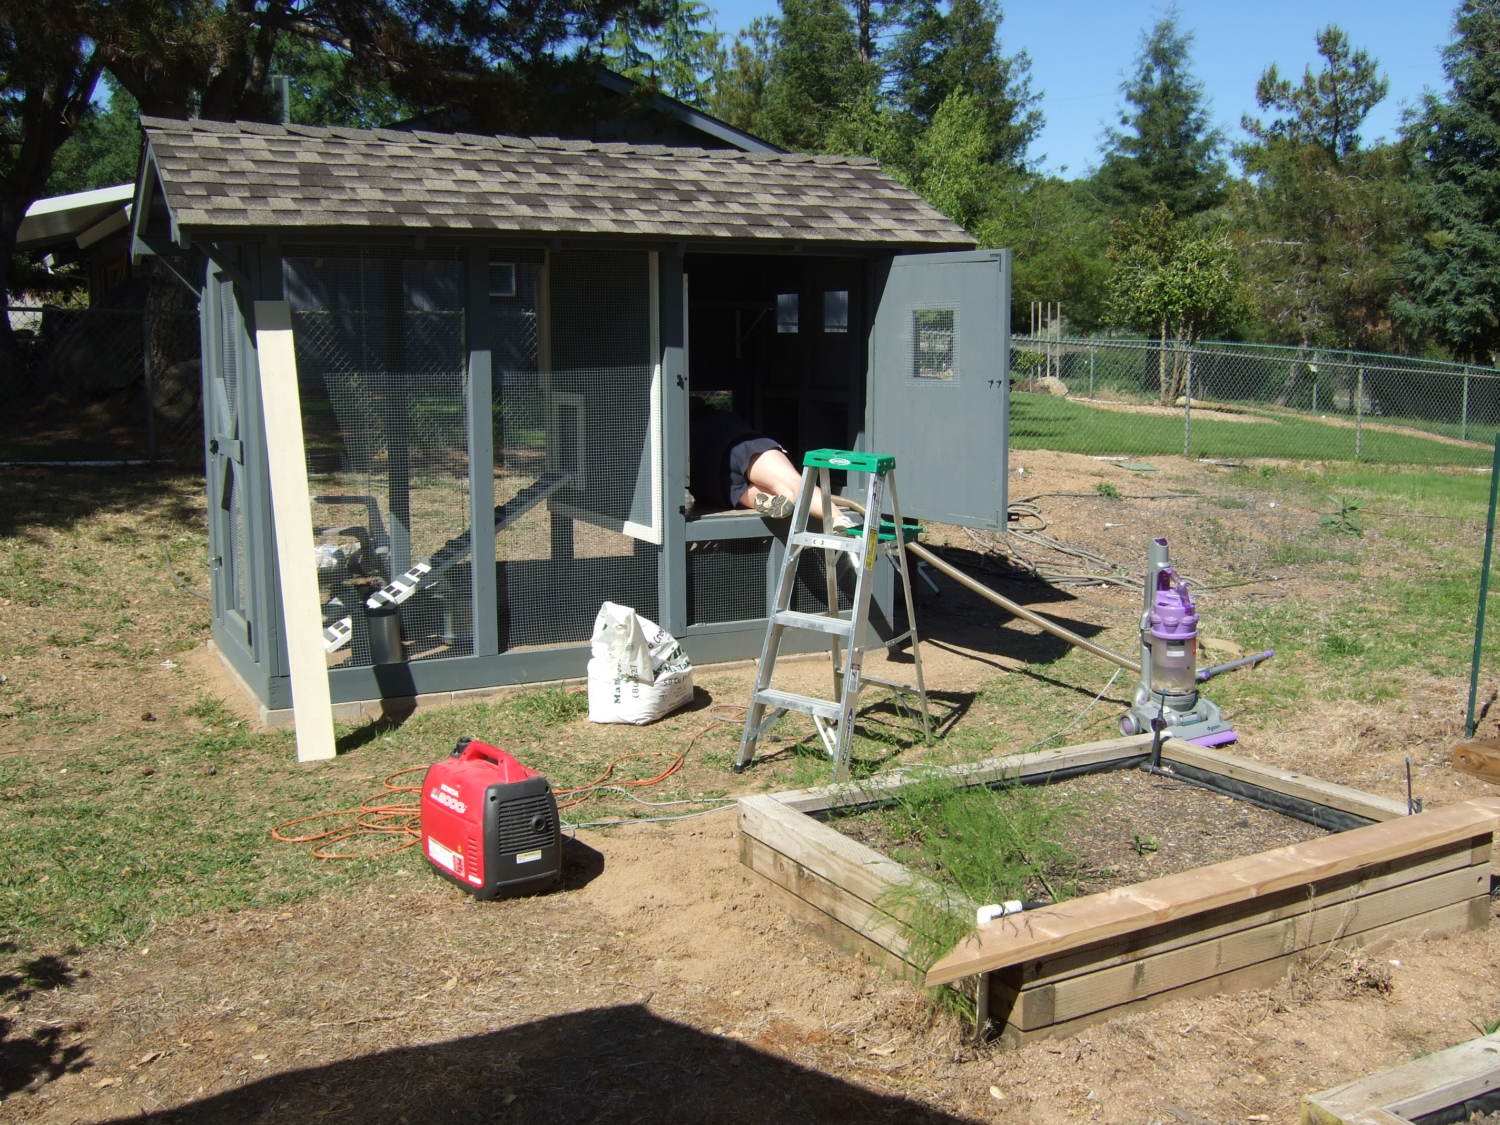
{"left": 1273, "top": 338, "right": 1310, "bottom": 407}
{"left": 1157, "top": 319, "right": 1170, "bottom": 405}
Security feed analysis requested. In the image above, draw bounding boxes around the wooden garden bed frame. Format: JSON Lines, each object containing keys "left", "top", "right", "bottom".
{"left": 1302, "top": 1029, "right": 1500, "bottom": 1124}
{"left": 738, "top": 733, "right": 1500, "bottom": 1044}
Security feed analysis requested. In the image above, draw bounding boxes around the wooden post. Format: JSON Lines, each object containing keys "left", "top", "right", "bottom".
{"left": 254, "top": 300, "right": 337, "bottom": 763}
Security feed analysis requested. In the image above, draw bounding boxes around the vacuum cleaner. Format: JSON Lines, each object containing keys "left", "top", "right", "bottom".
{"left": 1120, "top": 537, "right": 1238, "bottom": 746}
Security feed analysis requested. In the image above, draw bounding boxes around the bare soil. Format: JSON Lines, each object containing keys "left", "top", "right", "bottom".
{"left": 4, "top": 450, "right": 1500, "bottom": 1125}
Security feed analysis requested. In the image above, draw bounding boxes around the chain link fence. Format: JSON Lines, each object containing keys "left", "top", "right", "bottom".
{"left": 1011, "top": 336, "right": 1500, "bottom": 468}
{"left": 3, "top": 300, "right": 202, "bottom": 464}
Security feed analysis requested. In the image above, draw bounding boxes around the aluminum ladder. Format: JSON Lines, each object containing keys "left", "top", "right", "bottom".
{"left": 734, "top": 449, "right": 931, "bottom": 781}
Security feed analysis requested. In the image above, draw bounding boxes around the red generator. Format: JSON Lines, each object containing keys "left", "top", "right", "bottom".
{"left": 419, "top": 737, "right": 562, "bottom": 899}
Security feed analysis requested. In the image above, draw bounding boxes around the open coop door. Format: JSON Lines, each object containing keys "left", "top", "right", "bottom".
{"left": 868, "top": 249, "right": 1010, "bottom": 530}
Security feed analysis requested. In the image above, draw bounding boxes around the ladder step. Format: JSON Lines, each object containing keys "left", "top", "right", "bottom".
{"left": 789, "top": 530, "right": 862, "bottom": 553}
{"left": 753, "top": 688, "right": 843, "bottom": 721}
{"left": 772, "top": 609, "right": 856, "bottom": 637}
{"left": 862, "top": 674, "right": 922, "bottom": 694}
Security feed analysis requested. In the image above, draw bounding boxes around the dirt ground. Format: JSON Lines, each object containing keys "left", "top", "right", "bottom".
{"left": 4, "top": 449, "right": 1500, "bottom": 1124}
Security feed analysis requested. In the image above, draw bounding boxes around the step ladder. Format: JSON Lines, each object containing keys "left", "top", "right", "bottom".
{"left": 734, "top": 449, "right": 931, "bottom": 781}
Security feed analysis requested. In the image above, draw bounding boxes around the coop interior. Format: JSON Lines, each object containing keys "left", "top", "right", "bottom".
{"left": 280, "top": 246, "right": 879, "bottom": 671}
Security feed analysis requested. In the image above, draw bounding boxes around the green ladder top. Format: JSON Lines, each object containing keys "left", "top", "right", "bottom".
{"left": 802, "top": 448, "right": 895, "bottom": 474}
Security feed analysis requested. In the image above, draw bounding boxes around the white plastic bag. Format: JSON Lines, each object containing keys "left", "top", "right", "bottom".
{"left": 586, "top": 601, "right": 694, "bottom": 724}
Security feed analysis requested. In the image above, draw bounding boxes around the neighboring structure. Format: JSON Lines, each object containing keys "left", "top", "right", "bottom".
{"left": 131, "top": 114, "right": 1012, "bottom": 721}
{"left": 17, "top": 183, "right": 136, "bottom": 303}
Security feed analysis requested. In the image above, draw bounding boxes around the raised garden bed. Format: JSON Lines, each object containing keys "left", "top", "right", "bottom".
{"left": 738, "top": 733, "right": 1500, "bottom": 1044}
{"left": 1302, "top": 1029, "right": 1500, "bottom": 1124}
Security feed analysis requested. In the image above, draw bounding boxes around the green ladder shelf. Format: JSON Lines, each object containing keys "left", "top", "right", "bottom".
{"left": 734, "top": 449, "right": 931, "bottom": 781}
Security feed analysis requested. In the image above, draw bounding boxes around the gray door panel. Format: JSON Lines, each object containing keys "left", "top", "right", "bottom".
{"left": 868, "top": 249, "right": 1010, "bottom": 529}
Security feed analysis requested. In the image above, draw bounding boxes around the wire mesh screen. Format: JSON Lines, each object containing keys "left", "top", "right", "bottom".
{"left": 791, "top": 549, "right": 857, "bottom": 615}
{"left": 1011, "top": 336, "right": 1500, "bottom": 467}
{"left": 490, "top": 248, "right": 659, "bottom": 649}
{"left": 687, "top": 539, "right": 769, "bottom": 625}
{"left": 285, "top": 249, "right": 472, "bottom": 667}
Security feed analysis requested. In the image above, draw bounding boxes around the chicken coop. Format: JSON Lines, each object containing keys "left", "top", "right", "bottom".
{"left": 131, "top": 115, "right": 1012, "bottom": 720}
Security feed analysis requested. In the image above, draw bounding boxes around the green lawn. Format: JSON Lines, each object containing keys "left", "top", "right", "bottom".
{"left": 1010, "top": 392, "right": 1492, "bottom": 467}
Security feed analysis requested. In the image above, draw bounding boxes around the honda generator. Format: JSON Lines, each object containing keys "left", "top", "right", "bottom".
{"left": 419, "top": 737, "right": 561, "bottom": 899}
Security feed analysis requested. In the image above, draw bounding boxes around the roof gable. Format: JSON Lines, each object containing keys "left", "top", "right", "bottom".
{"left": 136, "top": 117, "right": 973, "bottom": 252}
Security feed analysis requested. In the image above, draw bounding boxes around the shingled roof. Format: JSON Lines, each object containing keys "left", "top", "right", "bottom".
{"left": 137, "top": 116, "right": 974, "bottom": 251}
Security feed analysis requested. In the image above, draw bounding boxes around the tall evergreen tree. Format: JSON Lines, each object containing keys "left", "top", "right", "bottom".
{"left": 1396, "top": 0, "right": 1500, "bottom": 363}
{"left": 1241, "top": 25, "right": 1387, "bottom": 165}
{"left": 756, "top": 0, "right": 873, "bottom": 152}
{"left": 884, "top": 0, "right": 1040, "bottom": 168}
{"left": 1093, "top": 14, "right": 1225, "bottom": 217}
{"left": 1236, "top": 26, "right": 1407, "bottom": 351}
{"left": 601, "top": 1, "right": 720, "bottom": 106}
{"left": 708, "top": 16, "right": 777, "bottom": 134}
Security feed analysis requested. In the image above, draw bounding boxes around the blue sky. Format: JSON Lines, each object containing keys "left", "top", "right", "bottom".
{"left": 704, "top": 0, "right": 1458, "bottom": 176}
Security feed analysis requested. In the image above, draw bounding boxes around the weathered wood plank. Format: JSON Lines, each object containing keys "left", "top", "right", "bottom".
{"left": 738, "top": 794, "right": 927, "bottom": 908}
{"left": 996, "top": 896, "right": 1488, "bottom": 1046}
{"left": 771, "top": 734, "right": 1153, "bottom": 815}
{"left": 1303, "top": 1029, "right": 1500, "bottom": 1125}
{"left": 1010, "top": 864, "right": 1488, "bottom": 1029}
{"left": 1452, "top": 738, "right": 1500, "bottom": 786}
{"left": 1020, "top": 836, "right": 1488, "bottom": 987}
{"left": 746, "top": 853, "right": 922, "bottom": 980}
{"left": 254, "top": 300, "right": 336, "bottom": 764}
{"left": 1161, "top": 739, "right": 1409, "bottom": 822}
{"left": 928, "top": 798, "right": 1500, "bottom": 986}
{"left": 739, "top": 832, "right": 924, "bottom": 969}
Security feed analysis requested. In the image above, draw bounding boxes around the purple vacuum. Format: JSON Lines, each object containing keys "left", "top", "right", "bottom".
{"left": 1120, "top": 537, "right": 1246, "bottom": 747}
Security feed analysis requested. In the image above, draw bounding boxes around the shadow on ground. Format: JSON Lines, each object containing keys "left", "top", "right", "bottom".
{"left": 102, "top": 1004, "right": 978, "bottom": 1124}
{"left": 0, "top": 943, "right": 89, "bottom": 1098}
{"left": 0, "top": 465, "right": 202, "bottom": 537}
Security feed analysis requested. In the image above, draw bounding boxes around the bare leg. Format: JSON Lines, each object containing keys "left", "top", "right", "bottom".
{"left": 739, "top": 449, "right": 850, "bottom": 525}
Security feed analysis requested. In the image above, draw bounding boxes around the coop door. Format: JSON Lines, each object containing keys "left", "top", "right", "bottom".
{"left": 869, "top": 249, "right": 1010, "bottom": 529}
{"left": 204, "top": 273, "right": 254, "bottom": 652}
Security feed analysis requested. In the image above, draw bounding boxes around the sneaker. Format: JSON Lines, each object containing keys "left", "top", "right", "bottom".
{"left": 753, "top": 492, "right": 794, "bottom": 519}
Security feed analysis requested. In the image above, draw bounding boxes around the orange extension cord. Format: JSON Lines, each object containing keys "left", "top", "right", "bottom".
{"left": 270, "top": 725, "right": 717, "bottom": 860}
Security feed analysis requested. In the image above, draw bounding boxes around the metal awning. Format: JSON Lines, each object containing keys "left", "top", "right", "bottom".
{"left": 18, "top": 183, "right": 134, "bottom": 252}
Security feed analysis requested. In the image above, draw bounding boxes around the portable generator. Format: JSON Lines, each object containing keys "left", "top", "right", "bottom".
{"left": 419, "top": 737, "right": 561, "bottom": 899}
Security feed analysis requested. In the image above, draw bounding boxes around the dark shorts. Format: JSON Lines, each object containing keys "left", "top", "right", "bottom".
{"left": 725, "top": 436, "right": 784, "bottom": 507}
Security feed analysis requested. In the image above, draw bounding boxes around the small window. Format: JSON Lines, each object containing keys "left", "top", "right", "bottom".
{"left": 912, "top": 308, "right": 956, "bottom": 381}
{"left": 488, "top": 261, "right": 517, "bottom": 298}
{"left": 822, "top": 290, "right": 849, "bottom": 334}
{"left": 776, "top": 292, "right": 799, "bottom": 334}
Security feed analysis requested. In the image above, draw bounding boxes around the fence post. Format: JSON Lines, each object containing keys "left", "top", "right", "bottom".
{"left": 1089, "top": 345, "right": 1095, "bottom": 397}
{"left": 1463, "top": 368, "right": 1471, "bottom": 442}
{"left": 1182, "top": 347, "right": 1193, "bottom": 457}
{"left": 1355, "top": 366, "right": 1365, "bottom": 460}
{"left": 1465, "top": 435, "right": 1500, "bottom": 738}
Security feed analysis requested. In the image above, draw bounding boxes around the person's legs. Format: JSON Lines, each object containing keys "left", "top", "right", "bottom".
{"left": 739, "top": 448, "right": 853, "bottom": 526}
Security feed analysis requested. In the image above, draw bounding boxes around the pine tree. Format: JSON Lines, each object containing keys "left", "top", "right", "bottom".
{"left": 1396, "top": 0, "right": 1500, "bottom": 362}
{"left": 602, "top": 1, "right": 720, "bottom": 106}
{"left": 1241, "top": 25, "right": 1387, "bottom": 165}
{"left": 1093, "top": 15, "right": 1225, "bottom": 216}
{"left": 708, "top": 16, "right": 777, "bottom": 134}
{"left": 884, "top": 0, "right": 1040, "bottom": 169}
{"left": 1236, "top": 25, "right": 1408, "bottom": 351}
{"left": 756, "top": 0, "right": 874, "bottom": 152}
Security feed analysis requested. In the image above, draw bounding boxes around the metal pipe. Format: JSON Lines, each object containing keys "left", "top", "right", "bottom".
{"left": 1197, "top": 649, "right": 1275, "bottom": 682}
{"left": 906, "top": 537, "right": 1140, "bottom": 675}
